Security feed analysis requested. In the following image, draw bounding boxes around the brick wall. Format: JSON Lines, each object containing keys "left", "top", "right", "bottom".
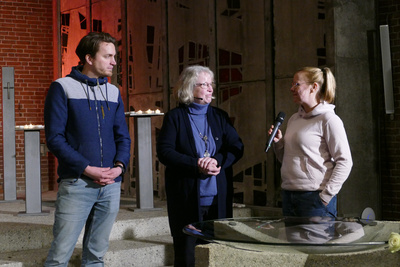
{"left": 378, "top": 0, "right": 400, "bottom": 220}
{"left": 0, "top": 0, "right": 54, "bottom": 198}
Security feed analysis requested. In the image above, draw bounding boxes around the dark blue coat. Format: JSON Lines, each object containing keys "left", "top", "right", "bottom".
{"left": 156, "top": 104, "right": 244, "bottom": 236}
{"left": 44, "top": 66, "right": 131, "bottom": 182}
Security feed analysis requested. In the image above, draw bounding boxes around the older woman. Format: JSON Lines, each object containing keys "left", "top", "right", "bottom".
{"left": 268, "top": 67, "right": 353, "bottom": 218}
{"left": 157, "top": 65, "right": 244, "bottom": 266}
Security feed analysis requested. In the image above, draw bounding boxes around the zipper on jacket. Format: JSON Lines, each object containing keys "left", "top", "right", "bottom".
{"left": 91, "top": 84, "right": 104, "bottom": 167}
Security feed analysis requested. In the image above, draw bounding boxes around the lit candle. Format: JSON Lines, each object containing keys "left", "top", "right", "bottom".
{"left": 136, "top": 110, "right": 143, "bottom": 114}
{"left": 155, "top": 109, "right": 161, "bottom": 114}
{"left": 145, "top": 109, "right": 153, "bottom": 114}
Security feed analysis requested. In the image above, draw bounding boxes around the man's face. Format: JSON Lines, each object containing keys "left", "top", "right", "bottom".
{"left": 87, "top": 42, "right": 116, "bottom": 78}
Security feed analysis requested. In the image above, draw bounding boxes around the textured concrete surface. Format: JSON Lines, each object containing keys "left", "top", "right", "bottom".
{"left": 0, "top": 191, "right": 174, "bottom": 266}
{"left": 0, "top": 191, "right": 252, "bottom": 266}
{"left": 7, "top": 192, "right": 397, "bottom": 267}
{"left": 196, "top": 242, "right": 400, "bottom": 267}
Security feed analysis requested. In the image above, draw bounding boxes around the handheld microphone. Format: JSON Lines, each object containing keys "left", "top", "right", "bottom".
{"left": 265, "top": 112, "right": 286, "bottom": 152}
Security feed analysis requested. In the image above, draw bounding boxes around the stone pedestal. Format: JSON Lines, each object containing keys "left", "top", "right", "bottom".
{"left": 125, "top": 112, "right": 164, "bottom": 210}
{"left": 16, "top": 126, "right": 49, "bottom": 216}
{"left": 196, "top": 243, "right": 400, "bottom": 267}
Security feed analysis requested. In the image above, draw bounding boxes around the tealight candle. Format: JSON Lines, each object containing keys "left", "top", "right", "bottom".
{"left": 136, "top": 110, "right": 143, "bottom": 114}
{"left": 155, "top": 109, "right": 161, "bottom": 114}
{"left": 145, "top": 109, "right": 153, "bottom": 114}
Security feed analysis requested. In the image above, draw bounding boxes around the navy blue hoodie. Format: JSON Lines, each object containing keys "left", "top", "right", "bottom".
{"left": 44, "top": 66, "right": 131, "bottom": 182}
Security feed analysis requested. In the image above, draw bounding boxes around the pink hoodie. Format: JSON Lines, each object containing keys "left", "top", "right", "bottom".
{"left": 274, "top": 102, "right": 353, "bottom": 203}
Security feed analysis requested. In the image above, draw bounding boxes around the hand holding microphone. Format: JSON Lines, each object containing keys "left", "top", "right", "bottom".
{"left": 265, "top": 112, "right": 285, "bottom": 152}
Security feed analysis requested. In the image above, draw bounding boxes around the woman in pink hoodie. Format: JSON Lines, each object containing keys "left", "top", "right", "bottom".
{"left": 269, "top": 67, "right": 353, "bottom": 218}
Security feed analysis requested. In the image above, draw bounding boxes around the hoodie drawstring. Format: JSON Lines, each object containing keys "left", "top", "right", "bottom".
{"left": 80, "top": 80, "right": 92, "bottom": 110}
{"left": 97, "top": 79, "right": 110, "bottom": 119}
{"left": 80, "top": 79, "right": 110, "bottom": 118}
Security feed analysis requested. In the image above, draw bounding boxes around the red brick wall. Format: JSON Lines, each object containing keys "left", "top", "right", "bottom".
{"left": 378, "top": 0, "right": 400, "bottom": 220}
{"left": 0, "top": 0, "right": 54, "bottom": 199}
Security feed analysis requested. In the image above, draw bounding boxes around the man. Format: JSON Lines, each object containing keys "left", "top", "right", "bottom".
{"left": 44, "top": 32, "right": 131, "bottom": 266}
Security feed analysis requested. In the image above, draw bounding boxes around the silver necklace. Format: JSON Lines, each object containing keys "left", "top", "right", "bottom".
{"left": 189, "top": 114, "right": 210, "bottom": 157}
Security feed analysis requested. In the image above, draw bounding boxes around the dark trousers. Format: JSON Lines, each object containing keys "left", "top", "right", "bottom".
{"left": 173, "top": 205, "right": 218, "bottom": 267}
{"left": 281, "top": 190, "right": 337, "bottom": 218}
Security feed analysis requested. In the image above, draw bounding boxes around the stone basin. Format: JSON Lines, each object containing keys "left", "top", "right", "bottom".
{"left": 184, "top": 217, "right": 400, "bottom": 266}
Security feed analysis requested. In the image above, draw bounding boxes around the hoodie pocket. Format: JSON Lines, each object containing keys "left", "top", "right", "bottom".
{"left": 303, "top": 157, "right": 324, "bottom": 185}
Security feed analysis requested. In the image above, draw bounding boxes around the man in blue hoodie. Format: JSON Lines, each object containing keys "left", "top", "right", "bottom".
{"left": 44, "top": 32, "right": 131, "bottom": 266}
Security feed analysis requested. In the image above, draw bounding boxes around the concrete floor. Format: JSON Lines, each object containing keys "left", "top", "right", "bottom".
{"left": 0, "top": 191, "right": 168, "bottom": 226}
{"left": 0, "top": 191, "right": 174, "bottom": 266}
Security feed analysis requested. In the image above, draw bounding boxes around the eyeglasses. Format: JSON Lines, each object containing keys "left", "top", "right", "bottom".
{"left": 195, "top": 82, "right": 215, "bottom": 89}
{"left": 291, "top": 82, "right": 311, "bottom": 87}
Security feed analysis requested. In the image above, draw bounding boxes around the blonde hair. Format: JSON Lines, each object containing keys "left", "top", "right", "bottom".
{"left": 174, "top": 65, "right": 214, "bottom": 105}
{"left": 298, "top": 67, "right": 336, "bottom": 103}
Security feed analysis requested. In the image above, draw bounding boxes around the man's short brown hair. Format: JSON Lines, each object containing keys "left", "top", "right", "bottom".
{"left": 75, "top": 32, "right": 116, "bottom": 65}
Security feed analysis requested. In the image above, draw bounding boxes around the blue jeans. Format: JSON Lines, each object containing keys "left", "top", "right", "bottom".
{"left": 281, "top": 190, "right": 337, "bottom": 218}
{"left": 44, "top": 178, "right": 121, "bottom": 267}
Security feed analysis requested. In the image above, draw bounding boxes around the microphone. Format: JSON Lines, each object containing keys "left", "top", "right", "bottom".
{"left": 265, "top": 112, "right": 286, "bottom": 152}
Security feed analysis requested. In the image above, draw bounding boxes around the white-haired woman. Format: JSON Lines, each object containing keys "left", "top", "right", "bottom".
{"left": 157, "top": 65, "right": 244, "bottom": 266}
